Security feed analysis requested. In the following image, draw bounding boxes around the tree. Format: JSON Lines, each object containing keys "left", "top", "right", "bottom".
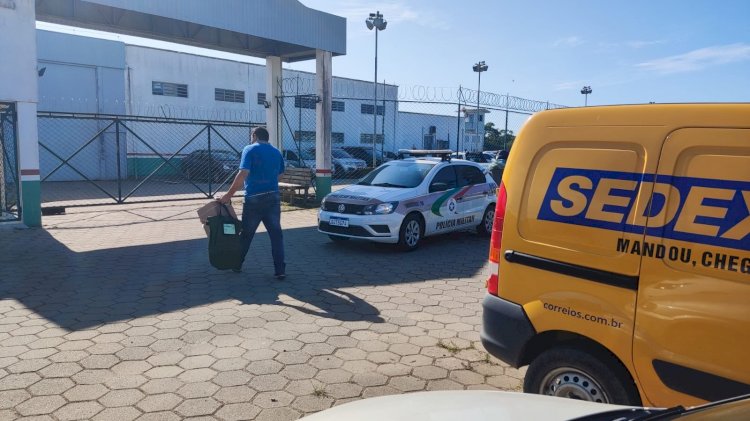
{"left": 484, "top": 122, "right": 515, "bottom": 151}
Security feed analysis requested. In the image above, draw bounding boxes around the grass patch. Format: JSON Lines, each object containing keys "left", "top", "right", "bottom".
{"left": 312, "top": 385, "right": 329, "bottom": 398}
{"left": 437, "top": 340, "right": 460, "bottom": 354}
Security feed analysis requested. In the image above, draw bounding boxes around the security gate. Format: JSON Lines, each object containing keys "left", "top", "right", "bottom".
{"left": 0, "top": 103, "right": 19, "bottom": 221}
{"left": 38, "top": 112, "right": 260, "bottom": 207}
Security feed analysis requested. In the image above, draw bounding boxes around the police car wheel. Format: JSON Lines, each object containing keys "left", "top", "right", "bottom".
{"left": 477, "top": 205, "right": 495, "bottom": 236}
{"left": 398, "top": 214, "right": 423, "bottom": 252}
{"left": 524, "top": 347, "right": 641, "bottom": 406}
{"left": 328, "top": 235, "right": 350, "bottom": 242}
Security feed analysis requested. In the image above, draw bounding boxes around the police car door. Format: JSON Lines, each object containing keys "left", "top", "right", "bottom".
{"left": 455, "top": 164, "right": 490, "bottom": 224}
{"left": 632, "top": 128, "right": 750, "bottom": 406}
{"left": 425, "top": 165, "right": 460, "bottom": 235}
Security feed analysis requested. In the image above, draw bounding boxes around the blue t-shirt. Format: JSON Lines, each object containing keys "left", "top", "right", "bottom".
{"left": 239, "top": 142, "right": 285, "bottom": 197}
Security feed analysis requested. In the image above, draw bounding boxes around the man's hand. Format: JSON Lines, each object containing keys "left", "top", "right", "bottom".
{"left": 219, "top": 169, "right": 249, "bottom": 205}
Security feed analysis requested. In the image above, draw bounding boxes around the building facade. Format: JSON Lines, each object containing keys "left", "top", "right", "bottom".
{"left": 36, "top": 30, "right": 464, "bottom": 181}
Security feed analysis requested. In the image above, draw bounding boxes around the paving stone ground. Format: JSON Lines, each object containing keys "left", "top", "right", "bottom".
{"left": 0, "top": 200, "right": 524, "bottom": 420}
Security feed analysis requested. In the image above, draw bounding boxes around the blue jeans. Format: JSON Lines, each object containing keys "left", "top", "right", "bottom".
{"left": 240, "top": 191, "right": 285, "bottom": 275}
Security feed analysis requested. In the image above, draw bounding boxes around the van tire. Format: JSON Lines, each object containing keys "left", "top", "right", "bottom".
{"left": 524, "top": 347, "right": 641, "bottom": 406}
{"left": 477, "top": 204, "right": 495, "bottom": 236}
{"left": 397, "top": 213, "right": 423, "bottom": 252}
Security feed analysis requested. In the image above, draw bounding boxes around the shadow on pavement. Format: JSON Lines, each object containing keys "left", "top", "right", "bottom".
{"left": 0, "top": 223, "right": 488, "bottom": 330}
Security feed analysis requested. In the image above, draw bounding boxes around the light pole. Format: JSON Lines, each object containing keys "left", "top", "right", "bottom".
{"left": 472, "top": 61, "right": 488, "bottom": 152}
{"left": 366, "top": 11, "right": 387, "bottom": 167}
{"left": 581, "top": 85, "right": 592, "bottom": 106}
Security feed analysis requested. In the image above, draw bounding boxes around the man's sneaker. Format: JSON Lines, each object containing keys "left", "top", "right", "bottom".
{"left": 275, "top": 273, "right": 286, "bottom": 280}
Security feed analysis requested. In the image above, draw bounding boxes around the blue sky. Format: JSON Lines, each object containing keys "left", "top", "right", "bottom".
{"left": 38, "top": 1, "right": 749, "bottom": 107}
{"left": 289, "top": 0, "right": 750, "bottom": 106}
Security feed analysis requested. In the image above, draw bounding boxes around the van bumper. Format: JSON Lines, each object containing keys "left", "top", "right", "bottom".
{"left": 480, "top": 294, "right": 536, "bottom": 368}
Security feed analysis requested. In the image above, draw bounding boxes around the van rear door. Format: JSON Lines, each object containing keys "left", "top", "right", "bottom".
{"left": 632, "top": 127, "right": 750, "bottom": 406}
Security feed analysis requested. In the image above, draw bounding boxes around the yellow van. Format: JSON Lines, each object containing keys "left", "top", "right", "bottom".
{"left": 480, "top": 104, "right": 750, "bottom": 407}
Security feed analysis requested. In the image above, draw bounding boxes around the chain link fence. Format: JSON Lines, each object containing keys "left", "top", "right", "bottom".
{"left": 276, "top": 82, "right": 560, "bottom": 184}
{"left": 38, "top": 112, "right": 259, "bottom": 208}
{"left": 35, "top": 82, "right": 564, "bottom": 208}
{"left": 1, "top": 103, "right": 20, "bottom": 221}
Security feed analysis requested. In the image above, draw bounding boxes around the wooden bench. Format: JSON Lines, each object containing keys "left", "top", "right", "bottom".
{"left": 278, "top": 167, "right": 315, "bottom": 205}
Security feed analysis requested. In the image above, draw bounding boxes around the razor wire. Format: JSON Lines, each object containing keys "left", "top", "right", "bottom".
{"left": 38, "top": 97, "right": 267, "bottom": 124}
{"left": 279, "top": 77, "right": 567, "bottom": 114}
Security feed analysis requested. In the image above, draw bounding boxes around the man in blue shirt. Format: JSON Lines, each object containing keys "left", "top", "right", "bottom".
{"left": 219, "top": 127, "right": 286, "bottom": 279}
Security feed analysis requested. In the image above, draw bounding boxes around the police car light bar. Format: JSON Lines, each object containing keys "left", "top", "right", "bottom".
{"left": 397, "top": 149, "right": 454, "bottom": 161}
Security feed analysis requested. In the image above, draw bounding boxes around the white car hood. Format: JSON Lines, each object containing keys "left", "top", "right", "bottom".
{"left": 301, "top": 391, "right": 632, "bottom": 421}
{"left": 330, "top": 184, "right": 420, "bottom": 202}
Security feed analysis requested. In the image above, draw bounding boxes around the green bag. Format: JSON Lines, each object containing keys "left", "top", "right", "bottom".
{"left": 206, "top": 204, "right": 243, "bottom": 271}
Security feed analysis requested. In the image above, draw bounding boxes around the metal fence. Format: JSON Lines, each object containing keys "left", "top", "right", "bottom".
{"left": 277, "top": 86, "right": 548, "bottom": 183}
{"left": 1, "top": 103, "right": 19, "bottom": 221}
{"left": 36, "top": 83, "right": 563, "bottom": 208}
{"left": 38, "top": 112, "right": 259, "bottom": 207}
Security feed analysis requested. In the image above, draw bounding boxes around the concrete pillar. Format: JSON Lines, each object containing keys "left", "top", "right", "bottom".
{"left": 0, "top": 0, "right": 41, "bottom": 226}
{"left": 265, "top": 56, "right": 282, "bottom": 148}
{"left": 315, "top": 49, "right": 332, "bottom": 199}
{"left": 19, "top": 102, "right": 41, "bottom": 226}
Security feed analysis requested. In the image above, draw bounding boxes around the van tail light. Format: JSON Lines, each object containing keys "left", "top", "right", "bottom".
{"left": 487, "top": 182, "right": 507, "bottom": 295}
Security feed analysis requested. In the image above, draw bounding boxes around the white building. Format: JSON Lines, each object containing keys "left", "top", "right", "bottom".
{"left": 36, "top": 30, "right": 464, "bottom": 179}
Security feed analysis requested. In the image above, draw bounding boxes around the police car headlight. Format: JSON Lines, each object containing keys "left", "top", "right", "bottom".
{"left": 320, "top": 197, "right": 327, "bottom": 210}
{"left": 364, "top": 201, "right": 398, "bottom": 215}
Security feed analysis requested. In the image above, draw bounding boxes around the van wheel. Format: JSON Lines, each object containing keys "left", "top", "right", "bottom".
{"left": 477, "top": 205, "right": 495, "bottom": 236}
{"left": 397, "top": 214, "right": 423, "bottom": 252}
{"left": 328, "top": 235, "right": 349, "bottom": 242}
{"left": 524, "top": 347, "right": 641, "bottom": 405}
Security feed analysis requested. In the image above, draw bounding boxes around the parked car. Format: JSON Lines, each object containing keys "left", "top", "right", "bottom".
{"left": 342, "top": 146, "right": 386, "bottom": 167}
{"left": 318, "top": 150, "right": 497, "bottom": 251}
{"left": 301, "top": 390, "right": 750, "bottom": 421}
{"left": 282, "top": 149, "right": 316, "bottom": 170}
{"left": 282, "top": 148, "right": 367, "bottom": 176}
{"left": 181, "top": 149, "right": 239, "bottom": 182}
{"left": 329, "top": 148, "right": 367, "bottom": 175}
{"left": 451, "top": 151, "right": 495, "bottom": 168}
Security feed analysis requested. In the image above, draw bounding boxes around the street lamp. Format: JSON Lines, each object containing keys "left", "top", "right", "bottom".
{"left": 366, "top": 11, "right": 387, "bottom": 167}
{"left": 472, "top": 61, "right": 488, "bottom": 152}
{"left": 581, "top": 85, "right": 592, "bottom": 106}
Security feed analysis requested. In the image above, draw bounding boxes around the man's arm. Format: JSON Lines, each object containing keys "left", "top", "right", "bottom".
{"left": 218, "top": 169, "right": 248, "bottom": 204}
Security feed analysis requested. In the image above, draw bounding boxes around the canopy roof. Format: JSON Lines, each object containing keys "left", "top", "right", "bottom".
{"left": 35, "top": 0, "right": 346, "bottom": 62}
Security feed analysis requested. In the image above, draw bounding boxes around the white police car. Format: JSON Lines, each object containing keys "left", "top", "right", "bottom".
{"left": 318, "top": 150, "right": 497, "bottom": 251}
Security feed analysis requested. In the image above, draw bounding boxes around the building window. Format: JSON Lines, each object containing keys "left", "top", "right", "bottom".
{"left": 294, "top": 95, "right": 317, "bottom": 109}
{"left": 152, "top": 81, "right": 188, "bottom": 98}
{"left": 215, "top": 88, "right": 245, "bottom": 103}
{"left": 294, "top": 130, "right": 316, "bottom": 142}
{"left": 360, "top": 104, "right": 384, "bottom": 115}
{"left": 293, "top": 131, "right": 344, "bottom": 143}
{"left": 257, "top": 93, "right": 267, "bottom": 105}
{"left": 360, "top": 133, "right": 384, "bottom": 144}
{"left": 332, "top": 101, "right": 345, "bottom": 112}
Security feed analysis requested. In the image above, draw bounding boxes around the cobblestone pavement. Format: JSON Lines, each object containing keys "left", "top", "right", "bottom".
{"left": 0, "top": 201, "right": 524, "bottom": 420}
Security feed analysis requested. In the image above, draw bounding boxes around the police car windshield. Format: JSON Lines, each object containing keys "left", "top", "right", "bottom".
{"left": 357, "top": 162, "right": 435, "bottom": 188}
